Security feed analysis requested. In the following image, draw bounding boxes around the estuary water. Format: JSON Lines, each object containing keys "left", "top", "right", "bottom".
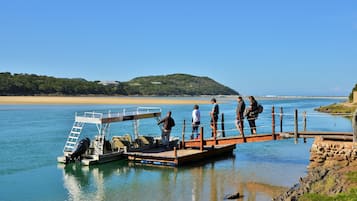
{"left": 0, "top": 97, "right": 353, "bottom": 201}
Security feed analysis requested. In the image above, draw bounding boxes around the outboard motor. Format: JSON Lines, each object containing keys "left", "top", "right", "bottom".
{"left": 65, "top": 138, "right": 90, "bottom": 163}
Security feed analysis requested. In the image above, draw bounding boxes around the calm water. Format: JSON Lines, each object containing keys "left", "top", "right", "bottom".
{"left": 0, "top": 97, "right": 352, "bottom": 201}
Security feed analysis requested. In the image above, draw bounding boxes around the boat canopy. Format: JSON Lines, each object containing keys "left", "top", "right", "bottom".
{"left": 75, "top": 107, "right": 162, "bottom": 124}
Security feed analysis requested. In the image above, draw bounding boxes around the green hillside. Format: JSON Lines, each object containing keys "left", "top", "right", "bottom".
{"left": 122, "top": 74, "right": 239, "bottom": 96}
{"left": 0, "top": 72, "right": 239, "bottom": 96}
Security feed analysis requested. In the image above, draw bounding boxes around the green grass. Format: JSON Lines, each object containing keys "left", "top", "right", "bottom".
{"left": 300, "top": 193, "right": 333, "bottom": 201}
{"left": 300, "top": 188, "right": 357, "bottom": 201}
{"left": 347, "top": 171, "right": 357, "bottom": 183}
{"left": 310, "top": 175, "right": 336, "bottom": 194}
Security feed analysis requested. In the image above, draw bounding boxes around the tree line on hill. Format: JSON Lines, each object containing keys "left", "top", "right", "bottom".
{"left": 0, "top": 72, "right": 125, "bottom": 95}
{"left": 0, "top": 72, "right": 239, "bottom": 96}
{"left": 349, "top": 83, "right": 357, "bottom": 102}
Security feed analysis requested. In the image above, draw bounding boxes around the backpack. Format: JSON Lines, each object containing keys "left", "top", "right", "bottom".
{"left": 257, "top": 104, "right": 263, "bottom": 114}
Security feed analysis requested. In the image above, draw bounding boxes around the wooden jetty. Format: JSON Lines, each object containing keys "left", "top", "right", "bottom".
{"left": 58, "top": 106, "right": 356, "bottom": 167}
{"left": 124, "top": 107, "right": 356, "bottom": 167}
{"left": 183, "top": 107, "right": 357, "bottom": 147}
{"left": 125, "top": 144, "right": 236, "bottom": 166}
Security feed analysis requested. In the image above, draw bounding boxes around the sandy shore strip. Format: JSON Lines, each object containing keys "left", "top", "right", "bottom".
{"left": 0, "top": 96, "right": 211, "bottom": 105}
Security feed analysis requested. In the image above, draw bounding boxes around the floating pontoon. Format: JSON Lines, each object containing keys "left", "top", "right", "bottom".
{"left": 57, "top": 107, "right": 177, "bottom": 165}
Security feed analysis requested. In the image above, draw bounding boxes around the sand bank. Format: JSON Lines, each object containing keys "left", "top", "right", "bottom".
{"left": 0, "top": 96, "right": 210, "bottom": 105}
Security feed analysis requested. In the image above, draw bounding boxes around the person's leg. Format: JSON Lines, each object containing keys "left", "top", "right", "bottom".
{"left": 193, "top": 124, "right": 198, "bottom": 138}
{"left": 210, "top": 119, "right": 214, "bottom": 137}
{"left": 213, "top": 121, "right": 217, "bottom": 138}
{"left": 162, "top": 130, "right": 169, "bottom": 145}
{"left": 166, "top": 130, "right": 171, "bottom": 146}
{"left": 239, "top": 120, "right": 244, "bottom": 135}
{"left": 161, "top": 130, "right": 166, "bottom": 144}
{"left": 248, "top": 119, "right": 254, "bottom": 134}
{"left": 235, "top": 120, "right": 240, "bottom": 133}
{"left": 251, "top": 120, "right": 257, "bottom": 134}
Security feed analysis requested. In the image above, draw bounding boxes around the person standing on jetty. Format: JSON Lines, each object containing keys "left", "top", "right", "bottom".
{"left": 210, "top": 98, "right": 219, "bottom": 137}
{"left": 247, "top": 96, "right": 258, "bottom": 134}
{"left": 158, "top": 111, "right": 175, "bottom": 147}
{"left": 191, "top": 104, "right": 201, "bottom": 139}
{"left": 235, "top": 96, "right": 245, "bottom": 135}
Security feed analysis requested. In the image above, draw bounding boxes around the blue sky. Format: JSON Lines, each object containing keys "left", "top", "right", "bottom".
{"left": 0, "top": 0, "right": 356, "bottom": 96}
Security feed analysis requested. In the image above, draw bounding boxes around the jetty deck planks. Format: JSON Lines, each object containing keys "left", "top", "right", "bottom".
{"left": 125, "top": 144, "right": 236, "bottom": 166}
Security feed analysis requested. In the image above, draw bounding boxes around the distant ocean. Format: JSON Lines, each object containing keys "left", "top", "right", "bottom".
{"left": 0, "top": 97, "right": 352, "bottom": 201}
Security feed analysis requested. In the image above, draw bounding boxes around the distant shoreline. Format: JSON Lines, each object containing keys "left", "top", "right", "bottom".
{"left": 0, "top": 95, "right": 348, "bottom": 105}
{"left": 0, "top": 96, "right": 209, "bottom": 105}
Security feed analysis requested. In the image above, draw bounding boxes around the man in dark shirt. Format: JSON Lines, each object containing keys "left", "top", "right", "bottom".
{"left": 158, "top": 111, "right": 175, "bottom": 146}
{"left": 235, "top": 96, "right": 246, "bottom": 135}
{"left": 210, "top": 98, "right": 219, "bottom": 137}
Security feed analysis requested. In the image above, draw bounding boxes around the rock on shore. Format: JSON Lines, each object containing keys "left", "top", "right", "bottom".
{"left": 273, "top": 137, "right": 357, "bottom": 201}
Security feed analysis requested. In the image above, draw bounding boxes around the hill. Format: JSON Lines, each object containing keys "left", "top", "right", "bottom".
{"left": 122, "top": 74, "right": 239, "bottom": 96}
{"left": 0, "top": 72, "right": 239, "bottom": 96}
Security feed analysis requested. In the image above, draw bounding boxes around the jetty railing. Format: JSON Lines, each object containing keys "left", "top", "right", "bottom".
{"left": 181, "top": 106, "right": 356, "bottom": 147}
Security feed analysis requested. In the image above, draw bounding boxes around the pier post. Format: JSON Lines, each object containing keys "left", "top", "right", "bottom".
{"left": 242, "top": 129, "right": 247, "bottom": 143}
{"left": 174, "top": 147, "right": 178, "bottom": 165}
{"left": 280, "top": 107, "right": 283, "bottom": 133}
{"left": 221, "top": 113, "right": 225, "bottom": 137}
{"left": 272, "top": 106, "right": 276, "bottom": 140}
{"left": 174, "top": 147, "right": 177, "bottom": 159}
{"left": 200, "top": 127, "right": 204, "bottom": 152}
{"left": 303, "top": 111, "right": 307, "bottom": 143}
{"left": 294, "top": 109, "right": 298, "bottom": 144}
{"left": 214, "top": 120, "right": 217, "bottom": 145}
{"left": 303, "top": 111, "right": 307, "bottom": 131}
{"left": 353, "top": 109, "right": 357, "bottom": 144}
{"left": 182, "top": 119, "right": 186, "bottom": 149}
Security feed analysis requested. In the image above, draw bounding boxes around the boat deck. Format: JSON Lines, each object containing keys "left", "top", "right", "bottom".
{"left": 125, "top": 144, "right": 236, "bottom": 166}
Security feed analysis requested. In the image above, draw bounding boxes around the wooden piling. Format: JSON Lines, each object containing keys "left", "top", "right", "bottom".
{"left": 272, "top": 106, "right": 276, "bottom": 140}
{"left": 182, "top": 119, "right": 186, "bottom": 149}
{"left": 174, "top": 147, "right": 177, "bottom": 158}
{"left": 213, "top": 119, "right": 217, "bottom": 145}
{"left": 200, "top": 127, "right": 204, "bottom": 152}
{"left": 242, "top": 129, "right": 247, "bottom": 143}
{"left": 280, "top": 107, "right": 283, "bottom": 133}
{"left": 294, "top": 109, "right": 298, "bottom": 144}
{"left": 353, "top": 109, "right": 357, "bottom": 143}
{"left": 303, "top": 111, "right": 307, "bottom": 143}
{"left": 221, "top": 113, "right": 225, "bottom": 137}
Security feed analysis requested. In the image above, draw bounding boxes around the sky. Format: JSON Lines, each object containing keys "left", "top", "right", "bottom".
{"left": 0, "top": 0, "right": 356, "bottom": 96}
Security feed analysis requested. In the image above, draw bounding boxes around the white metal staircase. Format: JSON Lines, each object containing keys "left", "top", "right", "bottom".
{"left": 63, "top": 121, "right": 85, "bottom": 152}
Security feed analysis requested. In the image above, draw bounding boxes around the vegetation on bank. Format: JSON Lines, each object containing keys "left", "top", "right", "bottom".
{"left": 300, "top": 189, "right": 357, "bottom": 201}
{"left": 315, "top": 103, "right": 357, "bottom": 114}
{"left": 349, "top": 83, "right": 357, "bottom": 102}
{"left": 315, "top": 83, "right": 357, "bottom": 115}
{"left": 0, "top": 72, "right": 239, "bottom": 96}
{"left": 300, "top": 171, "right": 357, "bottom": 201}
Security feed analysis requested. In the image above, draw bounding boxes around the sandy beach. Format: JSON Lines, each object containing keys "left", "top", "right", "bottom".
{"left": 0, "top": 96, "right": 211, "bottom": 105}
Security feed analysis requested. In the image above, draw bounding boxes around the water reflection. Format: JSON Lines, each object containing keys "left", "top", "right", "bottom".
{"left": 59, "top": 161, "right": 131, "bottom": 201}
{"left": 59, "top": 156, "right": 288, "bottom": 201}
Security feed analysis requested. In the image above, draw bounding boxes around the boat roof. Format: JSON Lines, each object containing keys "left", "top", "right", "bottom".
{"left": 75, "top": 107, "right": 161, "bottom": 124}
